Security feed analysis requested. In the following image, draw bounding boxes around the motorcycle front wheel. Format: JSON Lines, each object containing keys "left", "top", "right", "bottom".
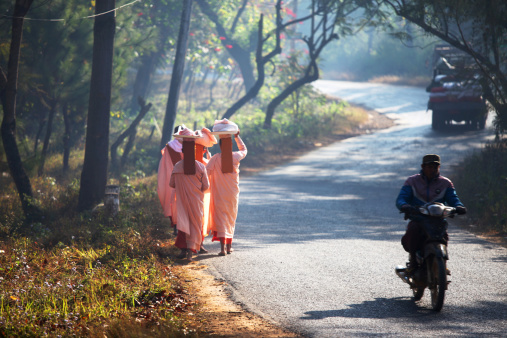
{"left": 429, "top": 256, "right": 447, "bottom": 311}
{"left": 412, "top": 287, "right": 424, "bottom": 301}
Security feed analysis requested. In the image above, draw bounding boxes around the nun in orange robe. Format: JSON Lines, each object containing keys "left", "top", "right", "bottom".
{"left": 157, "top": 126, "right": 184, "bottom": 223}
{"left": 207, "top": 120, "right": 247, "bottom": 256}
{"left": 194, "top": 128, "right": 217, "bottom": 251}
{"left": 169, "top": 128, "right": 210, "bottom": 261}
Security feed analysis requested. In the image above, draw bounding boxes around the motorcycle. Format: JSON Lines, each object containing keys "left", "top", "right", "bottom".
{"left": 395, "top": 202, "right": 458, "bottom": 311}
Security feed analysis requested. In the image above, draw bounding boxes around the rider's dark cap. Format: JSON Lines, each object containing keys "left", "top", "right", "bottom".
{"left": 422, "top": 154, "right": 440, "bottom": 165}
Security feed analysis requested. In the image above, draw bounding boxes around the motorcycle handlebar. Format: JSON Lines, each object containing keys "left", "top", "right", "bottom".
{"left": 400, "top": 205, "right": 458, "bottom": 219}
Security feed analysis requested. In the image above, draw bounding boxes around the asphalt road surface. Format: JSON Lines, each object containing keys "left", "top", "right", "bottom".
{"left": 199, "top": 80, "right": 507, "bottom": 337}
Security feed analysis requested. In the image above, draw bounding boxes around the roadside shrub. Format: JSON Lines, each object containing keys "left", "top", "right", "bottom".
{"left": 451, "top": 140, "right": 507, "bottom": 233}
{"left": 0, "top": 175, "right": 197, "bottom": 337}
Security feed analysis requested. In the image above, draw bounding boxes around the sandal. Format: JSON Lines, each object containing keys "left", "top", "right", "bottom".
{"left": 218, "top": 252, "right": 226, "bottom": 256}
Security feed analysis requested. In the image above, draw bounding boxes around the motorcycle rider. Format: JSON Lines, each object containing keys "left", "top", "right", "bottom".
{"left": 396, "top": 154, "right": 467, "bottom": 273}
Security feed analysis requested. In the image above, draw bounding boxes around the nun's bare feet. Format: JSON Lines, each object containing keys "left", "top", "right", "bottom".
{"left": 186, "top": 250, "right": 193, "bottom": 261}
{"left": 176, "top": 249, "right": 187, "bottom": 259}
{"left": 226, "top": 244, "right": 233, "bottom": 254}
{"left": 218, "top": 251, "right": 226, "bottom": 256}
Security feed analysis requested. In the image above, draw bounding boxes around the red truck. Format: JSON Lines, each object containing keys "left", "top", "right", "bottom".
{"left": 426, "top": 45, "right": 488, "bottom": 130}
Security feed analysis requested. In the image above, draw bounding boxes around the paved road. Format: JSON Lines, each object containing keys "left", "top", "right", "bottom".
{"left": 199, "top": 80, "right": 506, "bottom": 337}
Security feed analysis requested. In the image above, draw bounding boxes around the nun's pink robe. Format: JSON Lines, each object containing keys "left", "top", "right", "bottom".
{"left": 157, "top": 139, "right": 182, "bottom": 220}
{"left": 169, "top": 160, "right": 210, "bottom": 252}
{"left": 195, "top": 128, "right": 217, "bottom": 240}
{"left": 206, "top": 136, "right": 247, "bottom": 243}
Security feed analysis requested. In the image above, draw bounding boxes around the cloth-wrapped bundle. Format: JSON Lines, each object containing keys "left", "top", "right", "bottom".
{"left": 212, "top": 119, "right": 238, "bottom": 134}
{"left": 196, "top": 127, "right": 217, "bottom": 147}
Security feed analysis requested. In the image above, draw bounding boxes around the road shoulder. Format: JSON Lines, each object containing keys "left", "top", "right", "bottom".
{"left": 181, "top": 264, "right": 301, "bottom": 337}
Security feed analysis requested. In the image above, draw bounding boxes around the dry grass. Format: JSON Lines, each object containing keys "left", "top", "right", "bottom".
{"left": 0, "top": 175, "right": 203, "bottom": 337}
{"left": 368, "top": 75, "right": 431, "bottom": 87}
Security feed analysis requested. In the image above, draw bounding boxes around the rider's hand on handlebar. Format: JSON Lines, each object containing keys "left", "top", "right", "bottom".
{"left": 455, "top": 206, "right": 467, "bottom": 215}
{"left": 400, "top": 204, "right": 418, "bottom": 214}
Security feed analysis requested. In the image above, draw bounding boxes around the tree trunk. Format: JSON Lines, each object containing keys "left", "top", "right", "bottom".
{"left": 62, "top": 103, "right": 71, "bottom": 173}
{"left": 197, "top": 0, "right": 255, "bottom": 93}
{"left": 264, "top": 61, "right": 319, "bottom": 128}
{"left": 130, "top": 52, "right": 156, "bottom": 114}
{"left": 222, "top": 1, "right": 283, "bottom": 119}
{"left": 111, "top": 97, "right": 152, "bottom": 176}
{"left": 38, "top": 99, "right": 56, "bottom": 177}
{"left": 78, "top": 0, "right": 116, "bottom": 211}
{"left": 221, "top": 17, "right": 265, "bottom": 120}
{"left": 264, "top": 0, "right": 338, "bottom": 129}
{"left": 120, "top": 133, "right": 135, "bottom": 168}
{"left": 32, "top": 101, "right": 46, "bottom": 155}
{"left": 0, "top": 0, "right": 39, "bottom": 218}
{"left": 159, "top": 0, "right": 193, "bottom": 150}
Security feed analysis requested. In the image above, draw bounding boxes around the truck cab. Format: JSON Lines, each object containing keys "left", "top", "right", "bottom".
{"left": 427, "top": 45, "right": 488, "bottom": 130}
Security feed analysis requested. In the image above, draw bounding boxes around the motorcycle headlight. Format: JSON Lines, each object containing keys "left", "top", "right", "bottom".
{"left": 427, "top": 204, "right": 445, "bottom": 216}
{"left": 419, "top": 207, "right": 429, "bottom": 215}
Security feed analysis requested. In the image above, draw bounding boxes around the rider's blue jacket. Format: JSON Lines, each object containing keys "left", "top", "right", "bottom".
{"left": 396, "top": 171, "right": 464, "bottom": 210}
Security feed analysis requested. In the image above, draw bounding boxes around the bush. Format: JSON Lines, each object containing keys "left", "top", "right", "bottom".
{"left": 451, "top": 141, "right": 507, "bottom": 233}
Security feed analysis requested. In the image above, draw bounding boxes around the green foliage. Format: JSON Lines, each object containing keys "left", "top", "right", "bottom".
{"left": 320, "top": 23, "right": 436, "bottom": 80}
{"left": 382, "top": 0, "right": 507, "bottom": 135}
{"left": 0, "top": 176, "right": 200, "bottom": 336}
{"left": 230, "top": 86, "right": 367, "bottom": 164}
{"left": 451, "top": 141, "right": 507, "bottom": 233}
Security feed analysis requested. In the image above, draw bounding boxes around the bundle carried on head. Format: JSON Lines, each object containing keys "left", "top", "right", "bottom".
{"left": 212, "top": 119, "right": 238, "bottom": 137}
{"left": 173, "top": 125, "right": 203, "bottom": 139}
{"left": 172, "top": 126, "right": 202, "bottom": 175}
{"left": 212, "top": 119, "right": 239, "bottom": 173}
{"left": 196, "top": 127, "right": 217, "bottom": 147}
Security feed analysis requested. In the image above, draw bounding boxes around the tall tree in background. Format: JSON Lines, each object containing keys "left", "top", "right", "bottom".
{"left": 0, "top": 0, "right": 38, "bottom": 218}
{"left": 197, "top": 0, "right": 256, "bottom": 93}
{"left": 160, "top": 0, "right": 193, "bottom": 150}
{"left": 381, "top": 0, "right": 507, "bottom": 135}
{"left": 221, "top": 0, "right": 283, "bottom": 120}
{"left": 263, "top": 0, "right": 381, "bottom": 128}
{"left": 78, "top": 0, "right": 116, "bottom": 211}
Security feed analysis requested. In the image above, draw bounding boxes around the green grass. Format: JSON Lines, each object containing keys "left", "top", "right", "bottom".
{"left": 0, "top": 176, "right": 202, "bottom": 336}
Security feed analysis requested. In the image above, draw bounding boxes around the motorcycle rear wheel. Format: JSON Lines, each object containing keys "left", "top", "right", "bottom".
{"left": 429, "top": 256, "right": 447, "bottom": 311}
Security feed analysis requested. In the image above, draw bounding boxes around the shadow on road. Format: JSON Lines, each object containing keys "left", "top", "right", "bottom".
{"left": 300, "top": 297, "right": 432, "bottom": 320}
{"left": 300, "top": 297, "right": 507, "bottom": 322}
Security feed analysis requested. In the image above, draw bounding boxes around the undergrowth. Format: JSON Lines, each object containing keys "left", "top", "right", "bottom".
{"left": 451, "top": 140, "right": 507, "bottom": 234}
{"left": 0, "top": 176, "right": 200, "bottom": 337}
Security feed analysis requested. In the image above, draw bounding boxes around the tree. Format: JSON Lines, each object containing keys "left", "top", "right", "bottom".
{"left": 78, "top": 0, "right": 116, "bottom": 211}
{"left": 221, "top": 0, "right": 283, "bottom": 120}
{"left": 159, "top": 0, "right": 193, "bottom": 150}
{"left": 196, "top": 0, "right": 257, "bottom": 93}
{"left": 21, "top": 0, "right": 94, "bottom": 176}
{"left": 381, "top": 0, "right": 507, "bottom": 135}
{"left": 264, "top": 0, "right": 345, "bottom": 128}
{"left": 0, "top": 0, "right": 39, "bottom": 218}
{"left": 110, "top": 97, "right": 152, "bottom": 176}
